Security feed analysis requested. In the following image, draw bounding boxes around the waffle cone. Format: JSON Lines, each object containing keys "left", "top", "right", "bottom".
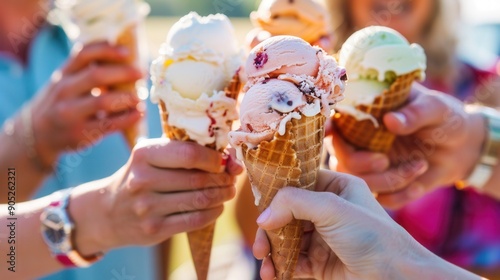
{"left": 158, "top": 72, "right": 241, "bottom": 280}
{"left": 334, "top": 71, "right": 420, "bottom": 153}
{"left": 241, "top": 115, "right": 325, "bottom": 280}
{"left": 113, "top": 24, "right": 140, "bottom": 149}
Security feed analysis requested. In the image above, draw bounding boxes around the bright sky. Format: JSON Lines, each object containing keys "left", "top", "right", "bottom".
{"left": 460, "top": 0, "right": 500, "bottom": 23}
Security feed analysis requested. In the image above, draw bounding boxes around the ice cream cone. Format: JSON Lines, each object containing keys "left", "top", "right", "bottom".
{"left": 241, "top": 115, "right": 325, "bottom": 280}
{"left": 186, "top": 223, "right": 215, "bottom": 280}
{"left": 113, "top": 24, "right": 140, "bottom": 150}
{"left": 157, "top": 72, "right": 241, "bottom": 280}
{"left": 333, "top": 71, "right": 419, "bottom": 153}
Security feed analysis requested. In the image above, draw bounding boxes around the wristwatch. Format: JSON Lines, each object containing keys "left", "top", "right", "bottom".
{"left": 40, "top": 188, "right": 102, "bottom": 267}
{"left": 457, "top": 106, "right": 500, "bottom": 190}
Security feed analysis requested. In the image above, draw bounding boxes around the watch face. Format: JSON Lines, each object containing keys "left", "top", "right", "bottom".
{"left": 41, "top": 208, "right": 71, "bottom": 250}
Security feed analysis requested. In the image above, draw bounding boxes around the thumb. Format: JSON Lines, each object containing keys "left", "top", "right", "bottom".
{"left": 384, "top": 84, "right": 448, "bottom": 135}
{"left": 256, "top": 187, "right": 345, "bottom": 231}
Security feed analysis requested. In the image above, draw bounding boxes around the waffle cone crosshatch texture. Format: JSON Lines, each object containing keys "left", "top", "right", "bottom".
{"left": 334, "top": 70, "right": 421, "bottom": 153}
{"left": 241, "top": 115, "right": 325, "bottom": 279}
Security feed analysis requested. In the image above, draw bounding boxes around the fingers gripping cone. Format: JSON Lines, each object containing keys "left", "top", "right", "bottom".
{"left": 241, "top": 115, "right": 325, "bottom": 280}
{"left": 158, "top": 73, "right": 241, "bottom": 280}
{"left": 333, "top": 71, "right": 420, "bottom": 153}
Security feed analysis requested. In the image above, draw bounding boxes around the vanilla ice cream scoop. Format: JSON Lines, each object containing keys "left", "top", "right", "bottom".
{"left": 57, "top": 0, "right": 150, "bottom": 44}
{"left": 339, "top": 26, "right": 426, "bottom": 82}
{"left": 163, "top": 12, "right": 239, "bottom": 64}
{"left": 250, "top": 0, "right": 331, "bottom": 44}
{"left": 151, "top": 12, "right": 242, "bottom": 102}
{"left": 150, "top": 12, "right": 243, "bottom": 150}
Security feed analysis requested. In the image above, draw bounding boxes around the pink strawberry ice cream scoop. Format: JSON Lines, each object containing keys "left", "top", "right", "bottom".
{"left": 246, "top": 35, "right": 320, "bottom": 79}
{"left": 231, "top": 79, "right": 307, "bottom": 146}
{"left": 230, "top": 36, "right": 347, "bottom": 151}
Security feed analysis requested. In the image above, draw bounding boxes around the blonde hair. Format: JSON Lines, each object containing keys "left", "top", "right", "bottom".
{"left": 325, "top": 0, "right": 460, "bottom": 81}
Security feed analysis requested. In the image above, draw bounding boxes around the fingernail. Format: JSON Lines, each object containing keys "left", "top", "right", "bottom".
{"left": 393, "top": 112, "right": 407, "bottom": 126}
{"left": 371, "top": 154, "right": 389, "bottom": 172}
{"left": 257, "top": 208, "right": 271, "bottom": 224}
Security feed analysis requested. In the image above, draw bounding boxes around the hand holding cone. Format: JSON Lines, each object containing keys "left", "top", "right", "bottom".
{"left": 241, "top": 116, "right": 325, "bottom": 279}
{"left": 334, "top": 70, "right": 420, "bottom": 153}
{"left": 333, "top": 26, "right": 427, "bottom": 153}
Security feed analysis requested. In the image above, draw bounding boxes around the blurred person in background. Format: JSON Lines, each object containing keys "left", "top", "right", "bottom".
{"left": 0, "top": 1, "right": 163, "bottom": 279}
{"left": 326, "top": 0, "right": 500, "bottom": 277}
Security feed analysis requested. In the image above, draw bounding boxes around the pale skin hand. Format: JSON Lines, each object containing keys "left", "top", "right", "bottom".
{"left": 253, "top": 170, "right": 484, "bottom": 280}
{"left": 0, "top": 139, "right": 243, "bottom": 279}
{"left": 326, "top": 84, "right": 486, "bottom": 209}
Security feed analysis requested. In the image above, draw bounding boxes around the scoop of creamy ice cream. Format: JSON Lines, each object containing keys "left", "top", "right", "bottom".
{"left": 57, "top": 0, "right": 150, "bottom": 43}
{"left": 237, "top": 79, "right": 306, "bottom": 142}
{"left": 250, "top": 0, "right": 331, "bottom": 44}
{"left": 150, "top": 12, "right": 243, "bottom": 150}
{"left": 245, "top": 36, "right": 347, "bottom": 117}
{"left": 246, "top": 36, "right": 321, "bottom": 79}
{"left": 164, "top": 60, "right": 227, "bottom": 100}
{"left": 162, "top": 12, "right": 240, "bottom": 64}
{"left": 339, "top": 26, "right": 427, "bottom": 82}
{"left": 151, "top": 12, "right": 242, "bottom": 102}
{"left": 230, "top": 35, "right": 347, "bottom": 150}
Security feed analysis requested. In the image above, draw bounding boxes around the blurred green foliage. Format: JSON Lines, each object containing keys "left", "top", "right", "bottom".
{"left": 146, "top": 0, "right": 259, "bottom": 17}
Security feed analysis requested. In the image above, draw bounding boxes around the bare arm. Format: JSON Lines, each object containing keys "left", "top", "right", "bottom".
{"left": 0, "top": 139, "right": 242, "bottom": 279}
{"left": 253, "top": 171, "right": 485, "bottom": 280}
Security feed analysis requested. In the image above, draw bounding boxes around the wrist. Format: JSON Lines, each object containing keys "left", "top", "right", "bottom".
{"left": 69, "top": 180, "right": 112, "bottom": 256}
{"left": 40, "top": 188, "right": 103, "bottom": 267}
{"left": 393, "top": 241, "right": 479, "bottom": 280}
{"left": 31, "top": 109, "right": 60, "bottom": 167}
{"left": 464, "top": 112, "right": 488, "bottom": 177}
{"left": 5, "top": 105, "right": 59, "bottom": 172}
{"left": 457, "top": 106, "right": 500, "bottom": 190}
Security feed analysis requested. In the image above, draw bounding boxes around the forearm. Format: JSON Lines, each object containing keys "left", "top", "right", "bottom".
{"left": 0, "top": 179, "right": 110, "bottom": 279}
{"left": 395, "top": 242, "right": 484, "bottom": 280}
{"left": 0, "top": 194, "right": 64, "bottom": 279}
{"left": 0, "top": 115, "right": 55, "bottom": 203}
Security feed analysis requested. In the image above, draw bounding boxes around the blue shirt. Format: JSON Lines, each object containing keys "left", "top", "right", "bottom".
{"left": 0, "top": 24, "right": 162, "bottom": 280}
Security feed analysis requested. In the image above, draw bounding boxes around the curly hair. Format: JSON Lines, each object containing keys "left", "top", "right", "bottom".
{"left": 324, "top": 0, "right": 460, "bottom": 81}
